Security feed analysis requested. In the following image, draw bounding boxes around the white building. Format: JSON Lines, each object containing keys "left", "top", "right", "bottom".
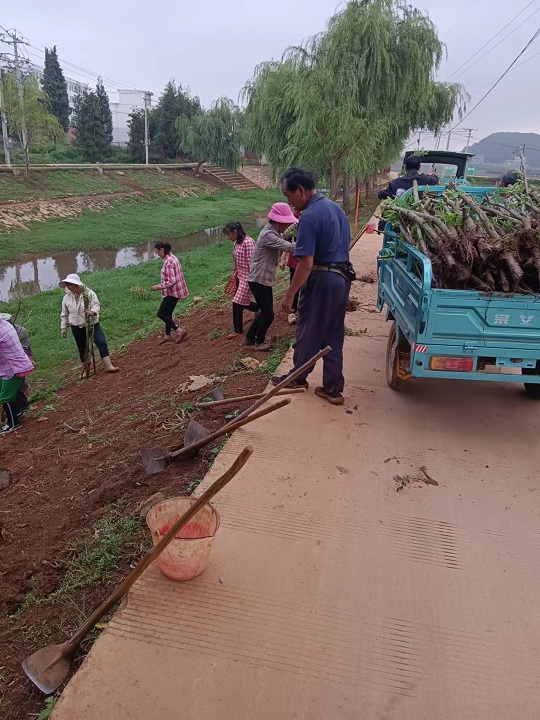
{"left": 109, "top": 89, "right": 152, "bottom": 146}
{"left": 26, "top": 62, "right": 87, "bottom": 115}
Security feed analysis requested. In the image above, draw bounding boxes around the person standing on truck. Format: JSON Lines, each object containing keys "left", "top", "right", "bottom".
{"left": 378, "top": 155, "right": 439, "bottom": 201}
{"left": 498, "top": 170, "right": 520, "bottom": 188}
{"left": 273, "top": 167, "right": 355, "bottom": 406}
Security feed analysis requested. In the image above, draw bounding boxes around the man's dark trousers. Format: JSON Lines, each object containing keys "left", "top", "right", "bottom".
{"left": 292, "top": 271, "right": 350, "bottom": 392}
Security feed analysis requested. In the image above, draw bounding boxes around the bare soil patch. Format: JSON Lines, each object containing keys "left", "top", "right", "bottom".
{"left": 0, "top": 298, "right": 293, "bottom": 719}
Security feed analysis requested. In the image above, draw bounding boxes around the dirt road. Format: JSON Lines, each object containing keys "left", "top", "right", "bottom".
{"left": 52, "top": 226, "right": 540, "bottom": 719}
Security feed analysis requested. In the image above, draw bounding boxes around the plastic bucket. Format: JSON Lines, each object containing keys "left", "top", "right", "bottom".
{"left": 146, "top": 497, "right": 221, "bottom": 581}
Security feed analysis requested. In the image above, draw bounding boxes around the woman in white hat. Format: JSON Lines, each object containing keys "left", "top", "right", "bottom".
{"left": 59, "top": 274, "right": 119, "bottom": 374}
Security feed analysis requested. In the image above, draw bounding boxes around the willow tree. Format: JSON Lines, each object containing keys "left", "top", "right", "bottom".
{"left": 244, "top": 0, "right": 465, "bottom": 198}
{"left": 2, "top": 73, "right": 65, "bottom": 147}
{"left": 176, "top": 97, "right": 243, "bottom": 172}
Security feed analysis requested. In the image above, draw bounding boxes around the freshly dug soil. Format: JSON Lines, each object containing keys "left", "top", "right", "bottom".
{"left": 0, "top": 298, "right": 293, "bottom": 719}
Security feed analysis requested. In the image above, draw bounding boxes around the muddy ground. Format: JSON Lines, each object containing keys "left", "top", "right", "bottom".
{"left": 0, "top": 297, "right": 294, "bottom": 719}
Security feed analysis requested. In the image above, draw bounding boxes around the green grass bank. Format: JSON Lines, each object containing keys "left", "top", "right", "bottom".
{"left": 0, "top": 189, "right": 279, "bottom": 262}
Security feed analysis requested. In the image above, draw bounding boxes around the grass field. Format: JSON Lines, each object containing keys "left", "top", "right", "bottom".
{"left": 0, "top": 240, "right": 235, "bottom": 398}
{"left": 0, "top": 189, "right": 279, "bottom": 262}
{"left": 0, "top": 168, "right": 206, "bottom": 203}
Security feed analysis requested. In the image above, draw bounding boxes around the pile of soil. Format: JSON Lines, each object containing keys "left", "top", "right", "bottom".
{"left": 0, "top": 299, "right": 293, "bottom": 719}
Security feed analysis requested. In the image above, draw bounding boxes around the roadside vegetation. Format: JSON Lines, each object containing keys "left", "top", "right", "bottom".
{"left": 0, "top": 168, "right": 206, "bottom": 203}
{"left": 0, "top": 188, "right": 278, "bottom": 262}
{"left": 1, "top": 240, "right": 233, "bottom": 396}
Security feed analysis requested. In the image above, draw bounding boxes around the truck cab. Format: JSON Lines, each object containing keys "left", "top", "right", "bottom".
{"left": 403, "top": 149, "right": 474, "bottom": 185}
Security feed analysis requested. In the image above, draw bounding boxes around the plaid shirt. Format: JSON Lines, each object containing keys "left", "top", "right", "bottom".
{"left": 0, "top": 320, "right": 34, "bottom": 380}
{"left": 248, "top": 223, "right": 294, "bottom": 287}
{"left": 232, "top": 236, "right": 256, "bottom": 306}
{"left": 159, "top": 253, "right": 189, "bottom": 299}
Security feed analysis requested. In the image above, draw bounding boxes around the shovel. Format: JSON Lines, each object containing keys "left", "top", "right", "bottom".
{"left": 23, "top": 446, "right": 254, "bottom": 695}
{"left": 142, "top": 398, "right": 290, "bottom": 475}
{"left": 195, "top": 387, "right": 306, "bottom": 409}
{"left": 141, "top": 346, "right": 330, "bottom": 475}
{"left": 210, "top": 388, "right": 225, "bottom": 401}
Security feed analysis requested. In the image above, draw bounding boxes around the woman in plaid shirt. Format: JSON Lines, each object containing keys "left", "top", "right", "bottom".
{"left": 152, "top": 241, "right": 189, "bottom": 344}
{"left": 223, "top": 222, "right": 258, "bottom": 339}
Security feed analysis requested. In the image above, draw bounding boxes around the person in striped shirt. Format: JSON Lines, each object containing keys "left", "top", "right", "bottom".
{"left": 152, "top": 241, "right": 189, "bottom": 344}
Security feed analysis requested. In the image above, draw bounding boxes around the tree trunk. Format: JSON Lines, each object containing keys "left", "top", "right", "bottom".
{"left": 355, "top": 177, "right": 362, "bottom": 206}
{"left": 364, "top": 173, "right": 375, "bottom": 197}
{"left": 330, "top": 163, "right": 338, "bottom": 200}
{"left": 342, "top": 174, "right": 351, "bottom": 214}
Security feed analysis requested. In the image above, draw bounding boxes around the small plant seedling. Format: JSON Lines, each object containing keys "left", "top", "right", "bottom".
{"left": 185, "top": 478, "right": 202, "bottom": 495}
{"left": 37, "top": 696, "right": 57, "bottom": 720}
{"left": 130, "top": 286, "right": 152, "bottom": 301}
{"left": 208, "top": 439, "right": 227, "bottom": 467}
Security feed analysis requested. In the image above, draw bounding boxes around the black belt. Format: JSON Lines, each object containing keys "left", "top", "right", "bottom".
{"left": 312, "top": 265, "right": 349, "bottom": 280}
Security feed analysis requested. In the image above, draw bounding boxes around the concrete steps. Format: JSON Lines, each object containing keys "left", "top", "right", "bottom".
{"left": 203, "top": 165, "right": 262, "bottom": 191}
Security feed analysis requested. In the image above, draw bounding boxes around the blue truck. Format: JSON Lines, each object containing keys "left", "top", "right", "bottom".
{"left": 377, "top": 180, "right": 540, "bottom": 398}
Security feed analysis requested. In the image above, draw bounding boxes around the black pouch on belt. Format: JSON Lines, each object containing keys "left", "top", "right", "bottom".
{"left": 327, "top": 261, "right": 356, "bottom": 282}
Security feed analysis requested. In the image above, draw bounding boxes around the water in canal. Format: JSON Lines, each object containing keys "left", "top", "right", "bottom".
{"left": 0, "top": 218, "right": 267, "bottom": 303}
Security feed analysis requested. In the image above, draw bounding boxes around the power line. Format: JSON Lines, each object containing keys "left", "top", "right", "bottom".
{"left": 445, "top": 0, "right": 537, "bottom": 81}
{"left": 449, "top": 5, "right": 540, "bottom": 82}
{"left": 450, "top": 27, "right": 540, "bottom": 132}
{"left": 26, "top": 43, "right": 141, "bottom": 94}
{"left": 470, "top": 48, "right": 540, "bottom": 95}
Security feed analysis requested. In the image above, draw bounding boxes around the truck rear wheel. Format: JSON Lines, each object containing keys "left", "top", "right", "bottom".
{"left": 386, "top": 322, "right": 409, "bottom": 391}
{"left": 522, "top": 365, "right": 540, "bottom": 399}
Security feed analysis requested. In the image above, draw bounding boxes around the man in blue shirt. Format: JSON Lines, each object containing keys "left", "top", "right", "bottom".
{"left": 272, "top": 167, "right": 352, "bottom": 405}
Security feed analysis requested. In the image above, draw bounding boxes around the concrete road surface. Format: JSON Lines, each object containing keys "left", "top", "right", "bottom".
{"left": 53, "top": 222, "right": 540, "bottom": 720}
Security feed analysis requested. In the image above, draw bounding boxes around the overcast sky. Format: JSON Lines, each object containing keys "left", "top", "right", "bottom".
{"left": 3, "top": 0, "right": 540, "bottom": 150}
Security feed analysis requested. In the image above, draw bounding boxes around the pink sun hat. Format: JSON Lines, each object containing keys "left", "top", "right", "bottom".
{"left": 267, "top": 202, "right": 298, "bottom": 225}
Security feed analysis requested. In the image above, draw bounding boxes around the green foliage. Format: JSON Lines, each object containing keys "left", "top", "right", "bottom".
{"left": 42, "top": 46, "right": 70, "bottom": 130}
{"left": 177, "top": 97, "right": 243, "bottom": 171}
{"left": 153, "top": 80, "right": 201, "bottom": 160}
{"left": 208, "top": 439, "right": 227, "bottom": 467}
{"left": 37, "top": 697, "right": 57, "bottom": 720}
{"left": 0, "top": 188, "right": 278, "bottom": 261}
{"left": 25, "top": 500, "right": 146, "bottom": 606}
{"left": 263, "top": 338, "right": 294, "bottom": 375}
{"left": 2, "top": 72, "right": 65, "bottom": 146}
{"left": 73, "top": 79, "right": 113, "bottom": 161}
{"left": 244, "top": 0, "right": 466, "bottom": 190}
{"left": 0, "top": 191, "right": 279, "bottom": 391}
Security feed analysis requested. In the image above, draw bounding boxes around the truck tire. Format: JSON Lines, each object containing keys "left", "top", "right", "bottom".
{"left": 386, "top": 322, "right": 409, "bottom": 391}
{"left": 522, "top": 366, "right": 540, "bottom": 399}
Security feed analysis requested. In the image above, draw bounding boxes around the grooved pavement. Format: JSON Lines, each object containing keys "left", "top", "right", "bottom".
{"left": 52, "top": 224, "right": 540, "bottom": 720}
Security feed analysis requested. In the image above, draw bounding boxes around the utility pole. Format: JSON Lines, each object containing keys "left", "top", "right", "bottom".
{"left": 445, "top": 129, "right": 452, "bottom": 151}
{"left": 143, "top": 90, "right": 152, "bottom": 165}
{"left": 416, "top": 130, "right": 421, "bottom": 151}
{"left": 463, "top": 128, "right": 477, "bottom": 154}
{"left": 1, "top": 29, "right": 29, "bottom": 175}
{"left": 0, "top": 69, "right": 11, "bottom": 166}
{"left": 518, "top": 144, "right": 529, "bottom": 195}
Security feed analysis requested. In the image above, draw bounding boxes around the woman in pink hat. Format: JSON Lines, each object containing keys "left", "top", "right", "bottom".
{"left": 245, "top": 202, "right": 297, "bottom": 350}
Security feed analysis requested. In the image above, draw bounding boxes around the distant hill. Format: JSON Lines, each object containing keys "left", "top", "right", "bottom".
{"left": 466, "top": 132, "right": 540, "bottom": 167}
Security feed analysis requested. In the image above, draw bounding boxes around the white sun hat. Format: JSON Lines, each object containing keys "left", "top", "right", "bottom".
{"left": 59, "top": 273, "right": 84, "bottom": 288}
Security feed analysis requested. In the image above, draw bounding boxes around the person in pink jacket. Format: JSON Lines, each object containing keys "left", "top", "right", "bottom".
{"left": 0, "top": 318, "right": 34, "bottom": 433}
{"left": 223, "top": 222, "right": 258, "bottom": 339}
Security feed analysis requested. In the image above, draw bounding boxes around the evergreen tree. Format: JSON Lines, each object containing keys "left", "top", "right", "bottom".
{"left": 74, "top": 81, "right": 113, "bottom": 162}
{"left": 154, "top": 80, "right": 201, "bottom": 160}
{"left": 96, "top": 78, "right": 113, "bottom": 147}
{"left": 42, "top": 46, "right": 70, "bottom": 130}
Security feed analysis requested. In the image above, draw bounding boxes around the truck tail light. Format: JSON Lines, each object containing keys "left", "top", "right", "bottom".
{"left": 429, "top": 356, "right": 474, "bottom": 372}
